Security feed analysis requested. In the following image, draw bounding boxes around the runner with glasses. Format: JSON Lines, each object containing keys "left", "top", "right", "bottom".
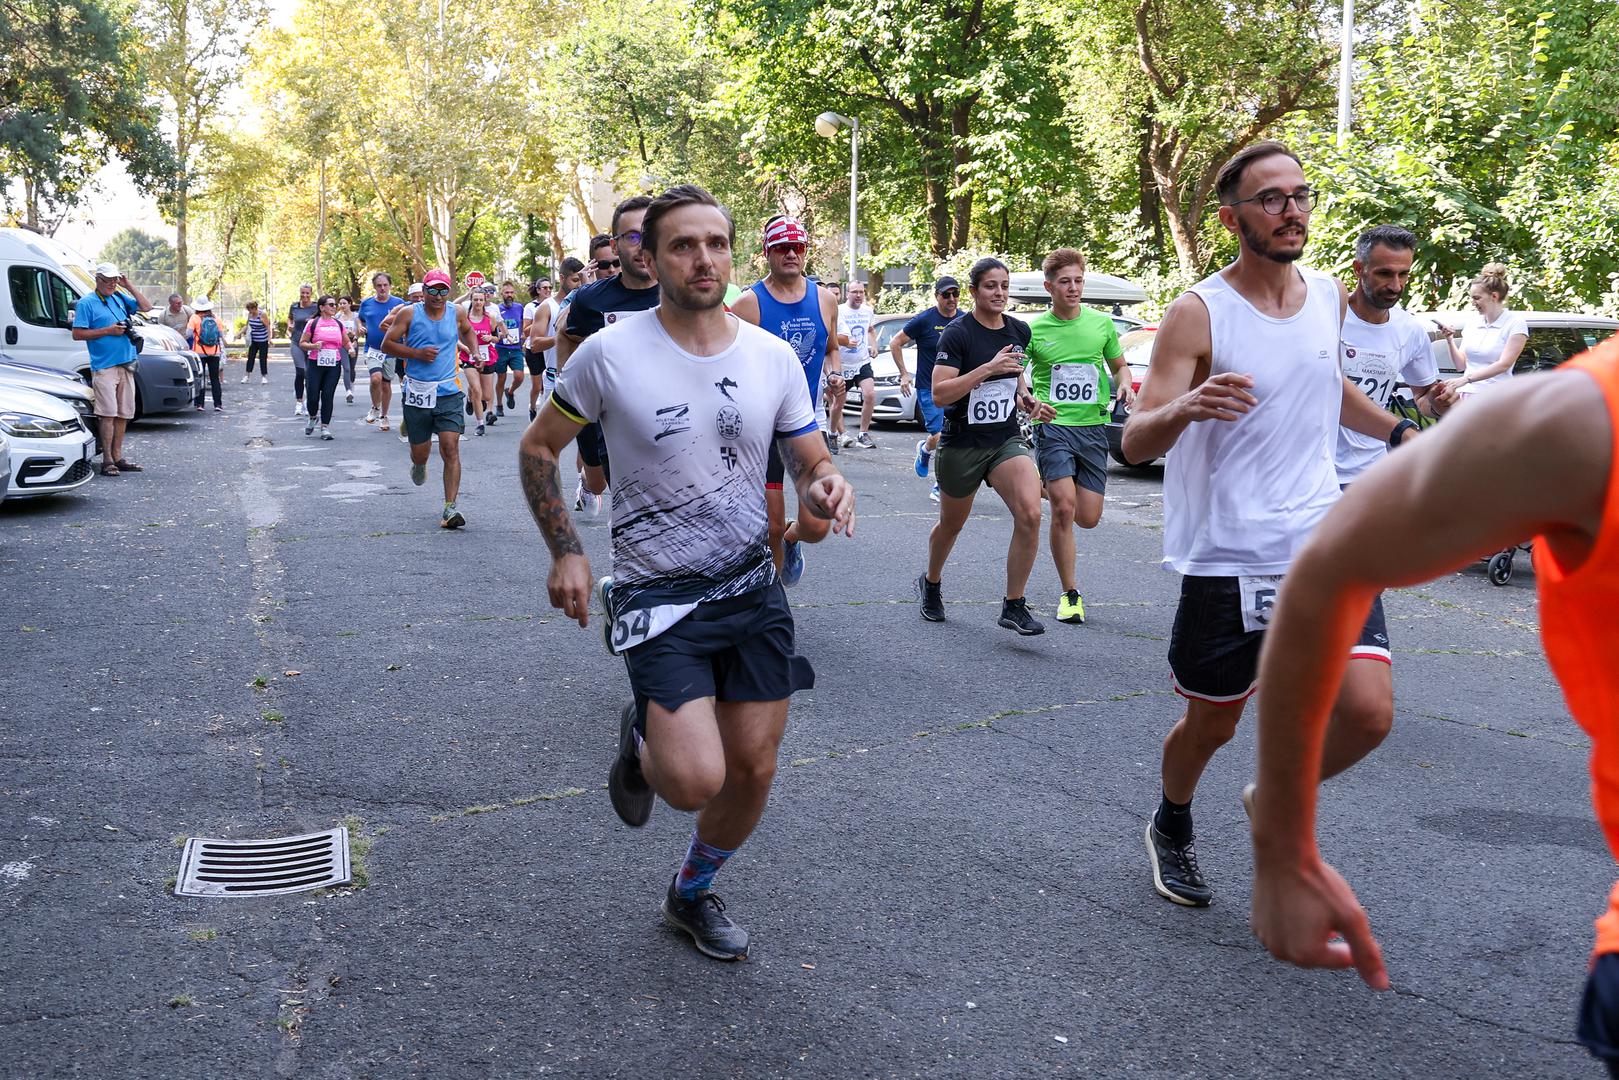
{"left": 1120, "top": 141, "right": 1415, "bottom": 909}
{"left": 553, "top": 199, "right": 660, "bottom": 514}
{"left": 731, "top": 214, "right": 842, "bottom": 585}
{"left": 381, "top": 270, "right": 481, "bottom": 529}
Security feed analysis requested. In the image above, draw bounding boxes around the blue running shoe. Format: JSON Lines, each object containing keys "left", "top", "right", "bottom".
{"left": 782, "top": 539, "right": 805, "bottom": 587}
{"left": 914, "top": 439, "right": 932, "bottom": 478}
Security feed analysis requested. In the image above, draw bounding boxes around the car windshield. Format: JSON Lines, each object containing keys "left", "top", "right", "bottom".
{"left": 873, "top": 318, "right": 907, "bottom": 352}
{"left": 1119, "top": 328, "right": 1156, "bottom": 367}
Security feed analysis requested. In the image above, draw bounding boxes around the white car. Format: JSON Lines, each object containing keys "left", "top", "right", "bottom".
{"left": 0, "top": 383, "right": 96, "bottom": 499}
{"left": 0, "top": 431, "right": 10, "bottom": 499}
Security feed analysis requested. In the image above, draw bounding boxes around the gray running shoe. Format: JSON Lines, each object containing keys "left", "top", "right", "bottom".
{"left": 1145, "top": 819, "right": 1212, "bottom": 907}
{"left": 441, "top": 503, "right": 466, "bottom": 529}
{"left": 662, "top": 879, "right": 749, "bottom": 961}
{"left": 855, "top": 432, "right": 876, "bottom": 449}
{"left": 608, "top": 701, "right": 653, "bottom": 827}
{"left": 410, "top": 461, "right": 427, "bottom": 487}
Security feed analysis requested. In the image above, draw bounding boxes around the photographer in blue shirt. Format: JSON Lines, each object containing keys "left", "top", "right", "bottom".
{"left": 71, "top": 262, "right": 151, "bottom": 476}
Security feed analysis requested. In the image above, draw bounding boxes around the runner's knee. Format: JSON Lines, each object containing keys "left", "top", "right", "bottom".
{"left": 657, "top": 759, "right": 727, "bottom": 811}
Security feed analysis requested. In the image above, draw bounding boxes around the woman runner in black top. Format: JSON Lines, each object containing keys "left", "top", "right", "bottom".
{"left": 916, "top": 257, "right": 1055, "bottom": 635}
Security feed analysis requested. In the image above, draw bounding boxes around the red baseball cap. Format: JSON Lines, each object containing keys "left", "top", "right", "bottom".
{"left": 763, "top": 217, "right": 808, "bottom": 250}
{"left": 423, "top": 269, "right": 452, "bottom": 288}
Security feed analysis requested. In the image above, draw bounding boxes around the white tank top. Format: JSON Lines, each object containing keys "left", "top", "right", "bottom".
{"left": 1162, "top": 265, "right": 1343, "bottom": 576}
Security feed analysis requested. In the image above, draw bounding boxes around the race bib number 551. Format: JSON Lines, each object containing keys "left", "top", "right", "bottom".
{"left": 403, "top": 378, "right": 438, "bottom": 410}
{"left": 967, "top": 378, "right": 1015, "bottom": 425}
{"left": 1238, "top": 574, "right": 1283, "bottom": 634}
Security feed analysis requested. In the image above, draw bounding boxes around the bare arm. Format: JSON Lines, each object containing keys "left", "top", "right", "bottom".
{"left": 930, "top": 340, "right": 1025, "bottom": 406}
{"left": 1339, "top": 376, "right": 1409, "bottom": 442}
{"left": 889, "top": 329, "right": 912, "bottom": 380}
{"left": 518, "top": 403, "right": 592, "bottom": 625}
{"left": 777, "top": 429, "right": 855, "bottom": 535}
{"left": 730, "top": 290, "right": 761, "bottom": 326}
{"left": 1250, "top": 370, "right": 1611, "bottom": 988}
{"left": 553, "top": 308, "right": 576, "bottom": 371}
{"left": 527, "top": 305, "right": 556, "bottom": 353}
{"left": 1121, "top": 293, "right": 1256, "bottom": 463}
{"left": 456, "top": 307, "right": 480, "bottom": 356}
{"left": 1107, "top": 349, "right": 1136, "bottom": 405}
{"left": 380, "top": 306, "right": 430, "bottom": 361}
{"left": 121, "top": 278, "right": 151, "bottom": 311}
{"left": 1458, "top": 332, "right": 1529, "bottom": 386}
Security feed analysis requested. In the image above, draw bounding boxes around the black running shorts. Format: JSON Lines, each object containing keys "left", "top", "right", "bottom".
{"left": 1168, "top": 574, "right": 1390, "bottom": 705}
{"left": 623, "top": 584, "right": 814, "bottom": 723}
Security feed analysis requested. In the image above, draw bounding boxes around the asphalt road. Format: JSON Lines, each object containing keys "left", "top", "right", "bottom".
{"left": 1, "top": 360, "right": 1609, "bottom": 1078}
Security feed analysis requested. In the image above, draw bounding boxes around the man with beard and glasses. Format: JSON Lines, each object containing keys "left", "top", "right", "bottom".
{"left": 518, "top": 185, "right": 853, "bottom": 961}
{"left": 1336, "top": 224, "right": 1454, "bottom": 487}
{"left": 730, "top": 215, "right": 841, "bottom": 585}
{"left": 553, "top": 200, "right": 659, "bottom": 514}
{"left": 1120, "top": 141, "right": 1418, "bottom": 909}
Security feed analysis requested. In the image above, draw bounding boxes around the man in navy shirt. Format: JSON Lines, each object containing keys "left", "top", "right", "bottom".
{"left": 70, "top": 262, "right": 151, "bottom": 475}
{"left": 888, "top": 276, "right": 962, "bottom": 498}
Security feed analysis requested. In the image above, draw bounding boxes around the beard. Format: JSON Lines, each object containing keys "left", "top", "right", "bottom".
{"left": 1238, "top": 216, "right": 1306, "bottom": 264}
{"left": 661, "top": 277, "right": 725, "bottom": 313}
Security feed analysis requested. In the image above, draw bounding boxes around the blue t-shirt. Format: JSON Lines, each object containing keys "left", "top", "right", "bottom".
{"left": 902, "top": 306, "right": 964, "bottom": 389}
{"left": 565, "top": 276, "right": 659, "bottom": 341}
{"left": 358, "top": 295, "right": 404, "bottom": 351}
{"left": 403, "top": 303, "right": 462, "bottom": 394}
{"left": 72, "top": 291, "right": 139, "bottom": 371}
{"left": 497, "top": 301, "right": 525, "bottom": 353}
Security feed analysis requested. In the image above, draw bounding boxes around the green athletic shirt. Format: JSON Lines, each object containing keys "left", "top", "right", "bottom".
{"left": 1026, "top": 307, "right": 1123, "bottom": 426}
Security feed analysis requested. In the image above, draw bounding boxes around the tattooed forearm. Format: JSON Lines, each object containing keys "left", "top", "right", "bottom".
{"left": 519, "top": 447, "right": 585, "bottom": 556}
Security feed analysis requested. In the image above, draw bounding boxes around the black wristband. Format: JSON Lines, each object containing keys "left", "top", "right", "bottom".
{"left": 1389, "top": 418, "right": 1418, "bottom": 449}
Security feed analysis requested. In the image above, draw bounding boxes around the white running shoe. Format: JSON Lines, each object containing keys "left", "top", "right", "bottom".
{"left": 346, "top": 391, "right": 354, "bottom": 404}
{"left": 293, "top": 402, "right": 304, "bottom": 416}
{"left": 260, "top": 376, "right": 268, "bottom": 385}
{"left": 240, "top": 375, "right": 249, "bottom": 384}
{"left": 365, "top": 407, "right": 378, "bottom": 424}
{"left": 573, "top": 477, "right": 586, "bottom": 512}
{"left": 838, "top": 431, "right": 855, "bottom": 448}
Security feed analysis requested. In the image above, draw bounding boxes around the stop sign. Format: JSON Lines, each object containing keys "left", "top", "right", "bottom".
{"left": 463, "top": 270, "right": 486, "bottom": 290}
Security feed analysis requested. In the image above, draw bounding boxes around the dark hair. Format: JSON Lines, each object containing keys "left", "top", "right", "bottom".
{"left": 589, "top": 233, "right": 613, "bottom": 256}
{"left": 1041, "top": 247, "right": 1085, "bottom": 279}
{"left": 968, "top": 257, "right": 1008, "bottom": 289}
{"left": 316, "top": 293, "right": 338, "bottom": 307}
{"left": 245, "top": 300, "right": 259, "bottom": 311}
{"left": 372, "top": 271, "right": 392, "bottom": 286}
{"left": 1215, "top": 141, "right": 1303, "bottom": 205}
{"left": 611, "top": 194, "right": 655, "bottom": 234}
{"left": 641, "top": 184, "right": 735, "bottom": 255}
{"left": 560, "top": 257, "right": 585, "bottom": 276}
{"left": 1355, "top": 225, "right": 1417, "bottom": 264}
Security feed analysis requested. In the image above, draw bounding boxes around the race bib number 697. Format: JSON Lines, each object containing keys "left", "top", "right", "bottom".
{"left": 967, "top": 379, "right": 1015, "bottom": 425}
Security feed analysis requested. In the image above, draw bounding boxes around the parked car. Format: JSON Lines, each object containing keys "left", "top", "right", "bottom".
{"left": 0, "top": 383, "right": 96, "bottom": 499}
{"left": 1399, "top": 311, "right": 1616, "bottom": 412}
{"left": 1104, "top": 327, "right": 1159, "bottom": 466}
{"left": 0, "top": 431, "right": 10, "bottom": 499}
{"left": 0, "top": 357, "right": 96, "bottom": 431}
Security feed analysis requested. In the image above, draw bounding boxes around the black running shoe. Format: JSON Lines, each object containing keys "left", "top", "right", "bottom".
{"left": 466, "top": 399, "right": 474, "bottom": 416}
{"left": 917, "top": 574, "right": 946, "bottom": 622}
{"left": 505, "top": 391, "right": 516, "bottom": 410}
{"left": 1145, "top": 819, "right": 1213, "bottom": 907}
{"left": 662, "top": 878, "right": 749, "bottom": 961}
{"left": 529, "top": 407, "right": 537, "bottom": 422}
{"left": 997, "top": 596, "right": 1045, "bottom": 635}
{"left": 608, "top": 701, "right": 653, "bottom": 826}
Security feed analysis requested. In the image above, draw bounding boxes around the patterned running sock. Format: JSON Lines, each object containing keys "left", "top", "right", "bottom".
{"left": 674, "top": 833, "right": 737, "bottom": 900}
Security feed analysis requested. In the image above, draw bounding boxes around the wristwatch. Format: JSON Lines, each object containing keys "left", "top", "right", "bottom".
{"left": 1389, "top": 418, "right": 1418, "bottom": 449}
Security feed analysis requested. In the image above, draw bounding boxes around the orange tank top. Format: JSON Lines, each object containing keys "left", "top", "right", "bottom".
{"left": 1533, "top": 339, "right": 1619, "bottom": 953}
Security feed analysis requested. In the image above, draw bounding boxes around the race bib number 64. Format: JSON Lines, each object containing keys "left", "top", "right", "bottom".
{"left": 1238, "top": 574, "right": 1283, "bottom": 634}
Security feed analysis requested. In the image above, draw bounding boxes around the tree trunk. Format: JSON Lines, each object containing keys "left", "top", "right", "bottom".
{"left": 1136, "top": 109, "right": 1164, "bottom": 255}
{"left": 948, "top": 102, "right": 974, "bottom": 253}
{"left": 1159, "top": 186, "right": 1205, "bottom": 279}
{"left": 176, "top": 180, "right": 190, "bottom": 295}
{"left": 314, "top": 157, "right": 327, "bottom": 289}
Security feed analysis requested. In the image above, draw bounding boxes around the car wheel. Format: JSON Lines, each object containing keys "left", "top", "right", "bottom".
{"left": 1487, "top": 551, "right": 1513, "bottom": 586}
{"left": 132, "top": 384, "right": 144, "bottom": 422}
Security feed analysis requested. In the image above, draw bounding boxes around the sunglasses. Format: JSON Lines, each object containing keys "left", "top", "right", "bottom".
{"left": 424, "top": 285, "right": 450, "bottom": 296}
{"left": 938, "top": 290, "right": 960, "bottom": 299}
{"left": 771, "top": 243, "right": 806, "bottom": 256}
{"left": 596, "top": 259, "right": 620, "bottom": 270}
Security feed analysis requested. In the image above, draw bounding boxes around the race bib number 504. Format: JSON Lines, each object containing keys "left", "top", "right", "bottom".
{"left": 1238, "top": 574, "right": 1283, "bottom": 634}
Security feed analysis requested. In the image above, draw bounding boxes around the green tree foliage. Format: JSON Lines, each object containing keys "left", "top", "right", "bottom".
{"left": 98, "top": 227, "right": 177, "bottom": 277}
{"left": 0, "top": 0, "right": 174, "bottom": 229}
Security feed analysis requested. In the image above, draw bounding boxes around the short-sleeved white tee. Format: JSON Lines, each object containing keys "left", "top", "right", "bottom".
{"left": 552, "top": 309, "right": 818, "bottom": 649}
{"left": 1336, "top": 305, "right": 1438, "bottom": 485}
{"left": 837, "top": 304, "right": 874, "bottom": 374}
{"left": 1459, "top": 308, "right": 1529, "bottom": 393}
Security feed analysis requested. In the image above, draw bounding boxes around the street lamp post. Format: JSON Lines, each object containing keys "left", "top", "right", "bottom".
{"left": 815, "top": 111, "right": 859, "bottom": 285}
{"left": 1336, "top": 0, "right": 1355, "bottom": 145}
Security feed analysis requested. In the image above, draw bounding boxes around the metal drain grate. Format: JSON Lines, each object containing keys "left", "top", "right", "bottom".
{"left": 175, "top": 828, "right": 350, "bottom": 897}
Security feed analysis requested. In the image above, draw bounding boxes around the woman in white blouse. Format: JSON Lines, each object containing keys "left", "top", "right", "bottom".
{"left": 1441, "top": 262, "right": 1528, "bottom": 399}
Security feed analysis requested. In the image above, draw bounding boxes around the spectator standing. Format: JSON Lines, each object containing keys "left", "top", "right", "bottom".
{"left": 287, "top": 285, "right": 319, "bottom": 416}
{"left": 155, "top": 293, "right": 192, "bottom": 335}
{"left": 70, "top": 263, "right": 151, "bottom": 476}
{"left": 242, "top": 301, "right": 271, "bottom": 383}
{"left": 1441, "top": 262, "right": 1529, "bottom": 400}
{"left": 187, "top": 298, "right": 226, "bottom": 412}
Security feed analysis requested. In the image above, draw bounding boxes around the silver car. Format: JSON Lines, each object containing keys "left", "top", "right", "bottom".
{"left": 0, "top": 383, "right": 96, "bottom": 499}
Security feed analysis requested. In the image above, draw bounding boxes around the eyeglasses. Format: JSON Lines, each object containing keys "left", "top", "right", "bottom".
{"left": 770, "top": 243, "right": 806, "bottom": 256}
{"left": 1227, "top": 188, "right": 1320, "bottom": 215}
{"left": 423, "top": 285, "right": 450, "bottom": 296}
{"left": 613, "top": 230, "right": 643, "bottom": 246}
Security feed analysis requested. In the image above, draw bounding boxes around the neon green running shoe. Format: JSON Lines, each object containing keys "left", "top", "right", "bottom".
{"left": 1057, "top": 589, "right": 1086, "bottom": 624}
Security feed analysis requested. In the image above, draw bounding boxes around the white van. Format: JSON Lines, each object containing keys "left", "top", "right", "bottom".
{"left": 0, "top": 227, "right": 102, "bottom": 374}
